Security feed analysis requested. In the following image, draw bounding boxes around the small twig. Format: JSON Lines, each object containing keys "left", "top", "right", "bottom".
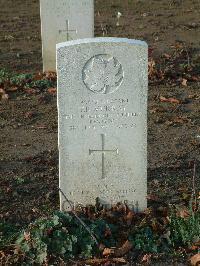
{"left": 100, "top": 23, "right": 105, "bottom": 36}
{"left": 192, "top": 160, "right": 197, "bottom": 206}
{"left": 2, "top": 244, "right": 16, "bottom": 248}
{"left": 59, "top": 188, "right": 99, "bottom": 246}
{"left": 171, "top": 103, "right": 182, "bottom": 113}
{"left": 79, "top": 257, "right": 127, "bottom": 265}
{"left": 183, "top": 43, "right": 190, "bottom": 67}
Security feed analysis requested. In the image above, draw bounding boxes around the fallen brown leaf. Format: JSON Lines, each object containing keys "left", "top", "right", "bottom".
{"left": 160, "top": 96, "right": 181, "bottom": 104}
{"left": 113, "top": 257, "right": 127, "bottom": 263}
{"left": 114, "top": 240, "right": 133, "bottom": 257}
{"left": 189, "top": 245, "right": 199, "bottom": 251}
{"left": 25, "top": 88, "right": 37, "bottom": 94}
{"left": 150, "top": 107, "right": 167, "bottom": 113}
{"left": 25, "top": 111, "right": 35, "bottom": 118}
{"left": 172, "top": 116, "right": 190, "bottom": 124}
{"left": 36, "top": 125, "right": 47, "bottom": 129}
{"left": 0, "top": 88, "right": 5, "bottom": 94}
{"left": 0, "top": 251, "right": 5, "bottom": 259}
{"left": 190, "top": 253, "right": 200, "bottom": 266}
{"left": 141, "top": 254, "right": 152, "bottom": 263}
{"left": 48, "top": 87, "right": 57, "bottom": 95}
{"left": 188, "top": 94, "right": 198, "bottom": 99}
{"left": 6, "top": 86, "right": 18, "bottom": 92}
{"left": 163, "top": 53, "right": 171, "bottom": 59}
{"left": 151, "top": 218, "right": 162, "bottom": 232}
{"left": 103, "top": 241, "right": 133, "bottom": 258}
{"left": 177, "top": 208, "right": 190, "bottom": 219}
{"left": 190, "top": 76, "right": 199, "bottom": 81}
{"left": 181, "top": 78, "right": 187, "bottom": 86}
{"left": 103, "top": 247, "right": 114, "bottom": 257}
{"left": 1, "top": 93, "right": 9, "bottom": 100}
{"left": 147, "top": 194, "right": 160, "bottom": 202}
{"left": 148, "top": 58, "right": 156, "bottom": 77}
{"left": 44, "top": 71, "right": 57, "bottom": 81}
{"left": 34, "top": 72, "right": 43, "bottom": 81}
{"left": 24, "top": 231, "right": 31, "bottom": 241}
{"left": 6, "top": 187, "right": 12, "bottom": 193}
{"left": 0, "top": 88, "right": 9, "bottom": 100}
{"left": 125, "top": 211, "right": 135, "bottom": 225}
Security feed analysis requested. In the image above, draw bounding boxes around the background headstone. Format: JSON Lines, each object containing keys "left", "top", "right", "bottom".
{"left": 57, "top": 38, "right": 148, "bottom": 211}
{"left": 40, "top": 0, "right": 94, "bottom": 71}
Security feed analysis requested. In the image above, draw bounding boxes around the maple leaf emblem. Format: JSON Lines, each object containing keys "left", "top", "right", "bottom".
{"left": 83, "top": 54, "right": 124, "bottom": 94}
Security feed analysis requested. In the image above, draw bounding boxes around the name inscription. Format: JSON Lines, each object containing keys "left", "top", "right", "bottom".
{"left": 63, "top": 98, "right": 140, "bottom": 130}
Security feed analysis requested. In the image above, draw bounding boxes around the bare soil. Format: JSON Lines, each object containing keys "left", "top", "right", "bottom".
{"left": 0, "top": 0, "right": 200, "bottom": 264}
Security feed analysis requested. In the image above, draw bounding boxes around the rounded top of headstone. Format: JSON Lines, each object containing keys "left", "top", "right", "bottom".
{"left": 56, "top": 37, "right": 148, "bottom": 49}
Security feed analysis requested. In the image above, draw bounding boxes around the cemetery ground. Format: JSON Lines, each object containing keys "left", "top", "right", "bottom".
{"left": 0, "top": 0, "right": 200, "bottom": 265}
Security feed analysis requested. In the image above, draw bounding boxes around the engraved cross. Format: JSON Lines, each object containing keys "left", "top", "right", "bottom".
{"left": 89, "top": 134, "right": 119, "bottom": 179}
{"left": 58, "top": 20, "right": 77, "bottom": 41}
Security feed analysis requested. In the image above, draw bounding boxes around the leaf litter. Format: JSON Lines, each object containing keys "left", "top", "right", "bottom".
{"left": 1, "top": 191, "right": 200, "bottom": 265}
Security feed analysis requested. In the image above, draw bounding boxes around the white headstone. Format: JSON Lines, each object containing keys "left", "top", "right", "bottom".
{"left": 57, "top": 38, "right": 148, "bottom": 211}
{"left": 40, "top": 0, "right": 94, "bottom": 71}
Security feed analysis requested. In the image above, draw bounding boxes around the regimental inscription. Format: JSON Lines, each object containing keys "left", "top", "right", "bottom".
{"left": 58, "top": 20, "right": 77, "bottom": 41}
{"left": 89, "top": 134, "right": 118, "bottom": 179}
{"left": 82, "top": 54, "right": 124, "bottom": 94}
{"left": 64, "top": 98, "right": 140, "bottom": 131}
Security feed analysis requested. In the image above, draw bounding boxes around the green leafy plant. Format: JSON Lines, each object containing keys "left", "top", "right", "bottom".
{"left": 15, "top": 177, "right": 25, "bottom": 185}
{"left": 10, "top": 73, "right": 33, "bottom": 86}
{"left": 25, "top": 79, "right": 54, "bottom": 90}
{"left": 0, "top": 222, "right": 20, "bottom": 249}
{"left": 15, "top": 211, "right": 114, "bottom": 264}
{"left": 129, "top": 227, "right": 160, "bottom": 253}
{"left": 2, "top": 195, "right": 200, "bottom": 265}
{"left": 0, "top": 69, "right": 11, "bottom": 84}
{"left": 170, "top": 207, "right": 200, "bottom": 247}
{"left": 0, "top": 68, "right": 56, "bottom": 93}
